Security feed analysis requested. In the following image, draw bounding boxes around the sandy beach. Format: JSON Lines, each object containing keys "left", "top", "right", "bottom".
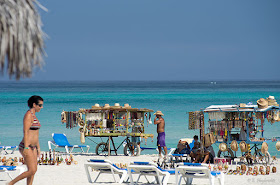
{"left": 1, "top": 151, "right": 280, "bottom": 185}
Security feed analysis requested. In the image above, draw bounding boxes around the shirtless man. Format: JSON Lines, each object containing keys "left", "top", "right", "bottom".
{"left": 154, "top": 110, "right": 168, "bottom": 158}
{"left": 190, "top": 135, "right": 201, "bottom": 162}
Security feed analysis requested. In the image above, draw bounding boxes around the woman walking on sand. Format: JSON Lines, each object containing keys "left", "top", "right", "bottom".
{"left": 8, "top": 95, "right": 43, "bottom": 185}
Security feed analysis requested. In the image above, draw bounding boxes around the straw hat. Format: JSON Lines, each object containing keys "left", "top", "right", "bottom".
{"left": 112, "top": 103, "right": 121, "bottom": 109}
{"left": 230, "top": 140, "right": 238, "bottom": 152}
{"left": 239, "top": 141, "right": 248, "bottom": 153}
{"left": 103, "top": 104, "right": 110, "bottom": 109}
{"left": 267, "top": 96, "right": 279, "bottom": 106}
{"left": 261, "top": 142, "right": 268, "bottom": 154}
{"left": 275, "top": 141, "right": 280, "bottom": 151}
{"left": 257, "top": 98, "right": 268, "bottom": 109}
{"left": 219, "top": 143, "right": 228, "bottom": 152}
{"left": 268, "top": 96, "right": 275, "bottom": 101}
{"left": 123, "top": 103, "right": 131, "bottom": 109}
{"left": 239, "top": 103, "right": 246, "bottom": 107}
{"left": 91, "top": 103, "right": 102, "bottom": 109}
{"left": 154, "top": 110, "right": 164, "bottom": 116}
{"left": 273, "top": 111, "right": 279, "bottom": 121}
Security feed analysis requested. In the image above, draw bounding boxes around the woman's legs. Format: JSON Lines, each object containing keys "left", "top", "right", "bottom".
{"left": 27, "top": 149, "right": 37, "bottom": 185}
{"left": 8, "top": 149, "right": 38, "bottom": 185}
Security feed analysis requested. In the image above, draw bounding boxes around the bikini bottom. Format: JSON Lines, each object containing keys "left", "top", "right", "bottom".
{"left": 19, "top": 141, "right": 38, "bottom": 151}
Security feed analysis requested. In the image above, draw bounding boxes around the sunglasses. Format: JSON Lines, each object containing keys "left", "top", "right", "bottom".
{"left": 38, "top": 104, "right": 43, "bottom": 107}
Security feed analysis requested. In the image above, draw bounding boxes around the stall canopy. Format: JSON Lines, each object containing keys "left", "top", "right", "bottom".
{"left": 204, "top": 105, "right": 279, "bottom": 113}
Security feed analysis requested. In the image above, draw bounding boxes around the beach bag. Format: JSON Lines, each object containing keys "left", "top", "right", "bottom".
{"left": 174, "top": 148, "right": 180, "bottom": 154}
{"left": 204, "top": 132, "right": 216, "bottom": 147}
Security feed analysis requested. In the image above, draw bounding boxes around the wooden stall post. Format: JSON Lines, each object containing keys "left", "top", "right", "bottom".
{"left": 126, "top": 110, "right": 129, "bottom": 134}
{"left": 261, "top": 119, "right": 264, "bottom": 138}
{"left": 200, "top": 111, "right": 205, "bottom": 152}
{"left": 108, "top": 136, "right": 111, "bottom": 156}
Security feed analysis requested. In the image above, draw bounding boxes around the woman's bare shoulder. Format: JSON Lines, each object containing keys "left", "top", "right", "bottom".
{"left": 24, "top": 111, "right": 32, "bottom": 119}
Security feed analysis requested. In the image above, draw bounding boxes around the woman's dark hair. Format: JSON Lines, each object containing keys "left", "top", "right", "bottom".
{"left": 194, "top": 135, "right": 198, "bottom": 140}
{"left": 28, "top": 95, "right": 44, "bottom": 108}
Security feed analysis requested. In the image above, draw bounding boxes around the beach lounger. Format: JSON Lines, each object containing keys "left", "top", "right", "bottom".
{"left": 0, "top": 145, "right": 18, "bottom": 154}
{"left": 170, "top": 154, "right": 191, "bottom": 163}
{"left": 140, "top": 147, "right": 175, "bottom": 155}
{"left": 84, "top": 159, "right": 128, "bottom": 184}
{"left": 48, "top": 133, "right": 90, "bottom": 153}
{"left": 175, "top": 163, "right": 224, "bottom": 185}
{"left": 0, "top": 165, "right": 25, "bottom": 180}
{"left": 127, "top": 161, "right": 175, "bottom": 185}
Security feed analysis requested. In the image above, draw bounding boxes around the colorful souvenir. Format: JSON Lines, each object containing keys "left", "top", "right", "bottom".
{"left": 272, "top": 166, "right": 276, "bottom": 173}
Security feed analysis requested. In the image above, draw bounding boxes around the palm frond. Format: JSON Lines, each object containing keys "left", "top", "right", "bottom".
{"left": 0, "top": 0, "right": 47, "bottom": 79}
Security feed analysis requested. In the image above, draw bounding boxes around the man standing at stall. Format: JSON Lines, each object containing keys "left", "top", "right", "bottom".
{"left": 154, "top": 111, "right": 168, "bottom": 159}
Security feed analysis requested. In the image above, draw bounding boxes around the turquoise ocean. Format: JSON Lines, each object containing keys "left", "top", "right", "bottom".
{"left": 1, "top": 81, "right": 280, "bottom": 156}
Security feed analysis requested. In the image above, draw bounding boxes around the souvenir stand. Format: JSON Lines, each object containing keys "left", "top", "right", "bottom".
{"left": 188, "top": 101, "right": 280, "bottom": 164}
{"left": 61, "top": 104, "right": 154, "bottom": 156}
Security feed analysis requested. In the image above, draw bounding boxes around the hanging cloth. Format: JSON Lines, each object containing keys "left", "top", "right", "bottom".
{"left": 189, "top": 111, "right": 201, "bottom": 130}
{"left": 148, "top": 112, "right": 152, "bottom": 124}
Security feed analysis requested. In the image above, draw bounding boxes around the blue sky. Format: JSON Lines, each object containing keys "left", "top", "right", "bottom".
{"left": 2, "top": 0, "right": 280, "bottom": 81}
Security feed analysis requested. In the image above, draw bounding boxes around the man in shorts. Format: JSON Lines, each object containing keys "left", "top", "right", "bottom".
{"left": 154, "top": 110, "right": 168, "bottom": 158}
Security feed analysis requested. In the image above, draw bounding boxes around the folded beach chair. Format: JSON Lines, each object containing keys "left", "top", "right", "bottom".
{"left": 127, "top": 161, "right": 175, "bottom": 185}
{"left": 175, "top": 163, "right": 224, "bottom": 185}
{"left": 48, "top": 133, "right": 90, "bottom": 153}
{"left": 0, "top": 165, "right": 25, "bottom": 180}
{"left": 84, "top": 159, "right": 128, "bottom": 184}
{"left": 0, "top": 145, "right": 18, "bottom": 154}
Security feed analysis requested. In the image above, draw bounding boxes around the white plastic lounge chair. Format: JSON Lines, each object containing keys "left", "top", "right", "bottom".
{"left": 84, "top": 159, "right": 128, "bottom": 184}
{"left": 140, "top": 147, "right": 175, "bottom": 155}
{"left": 48, "top": 133, "right": 90, "bottom": 153}
{"left": 0, "top": 165, "right": 25, "bottom": 180}
{"left": 127, "top": 161, "right": 175, "bottom": 185}
{"left": 175, "top": 163, "right": 224, "bottom": 185}
{"left": 0, "top": 145, "right": 18, "bottom": 154}
{"left": 170, "top": 154, "right": 191, "bottom": 163}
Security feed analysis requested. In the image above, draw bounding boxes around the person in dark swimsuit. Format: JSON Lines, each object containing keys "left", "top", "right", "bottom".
{"left": 8, "top": 95, "right": 43, "bottom": 185}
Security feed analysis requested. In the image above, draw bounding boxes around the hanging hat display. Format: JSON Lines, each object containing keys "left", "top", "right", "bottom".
{"left": 219, "top": 143, "right": 228, "bottom": 152}
{"left": 261, "top": 142, "right": 268, "bottom": 154}
{"left": 230, "top": 140, "right": 238, "bottom": 152}
{"left": 276, "top": 141, "right": 280, "bottom": 151}
{"left": 272, "top": 111, "right": 280, "bottom": 121}
{"left": 239, "top": 141, "right": 248, "bottom": 153}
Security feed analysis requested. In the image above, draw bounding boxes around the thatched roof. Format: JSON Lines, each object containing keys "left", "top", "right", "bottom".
{"left": 0, "top": 0, "right": 47, "bottom": 79}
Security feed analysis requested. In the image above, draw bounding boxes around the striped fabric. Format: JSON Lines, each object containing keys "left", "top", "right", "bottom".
{"left": 29, "top": 110, "right": 41, "bottom": 129}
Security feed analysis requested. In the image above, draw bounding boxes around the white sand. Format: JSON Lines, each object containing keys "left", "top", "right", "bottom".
{"left": 1, "top": 151, "right": 280, "bottom": 185}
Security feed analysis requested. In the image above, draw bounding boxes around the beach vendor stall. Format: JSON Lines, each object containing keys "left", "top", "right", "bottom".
{"left": 188, "top": 96, "right": 280, "bottom": 164}
{"left": 61, "top": 103, "right": 154, "bottom": 156}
